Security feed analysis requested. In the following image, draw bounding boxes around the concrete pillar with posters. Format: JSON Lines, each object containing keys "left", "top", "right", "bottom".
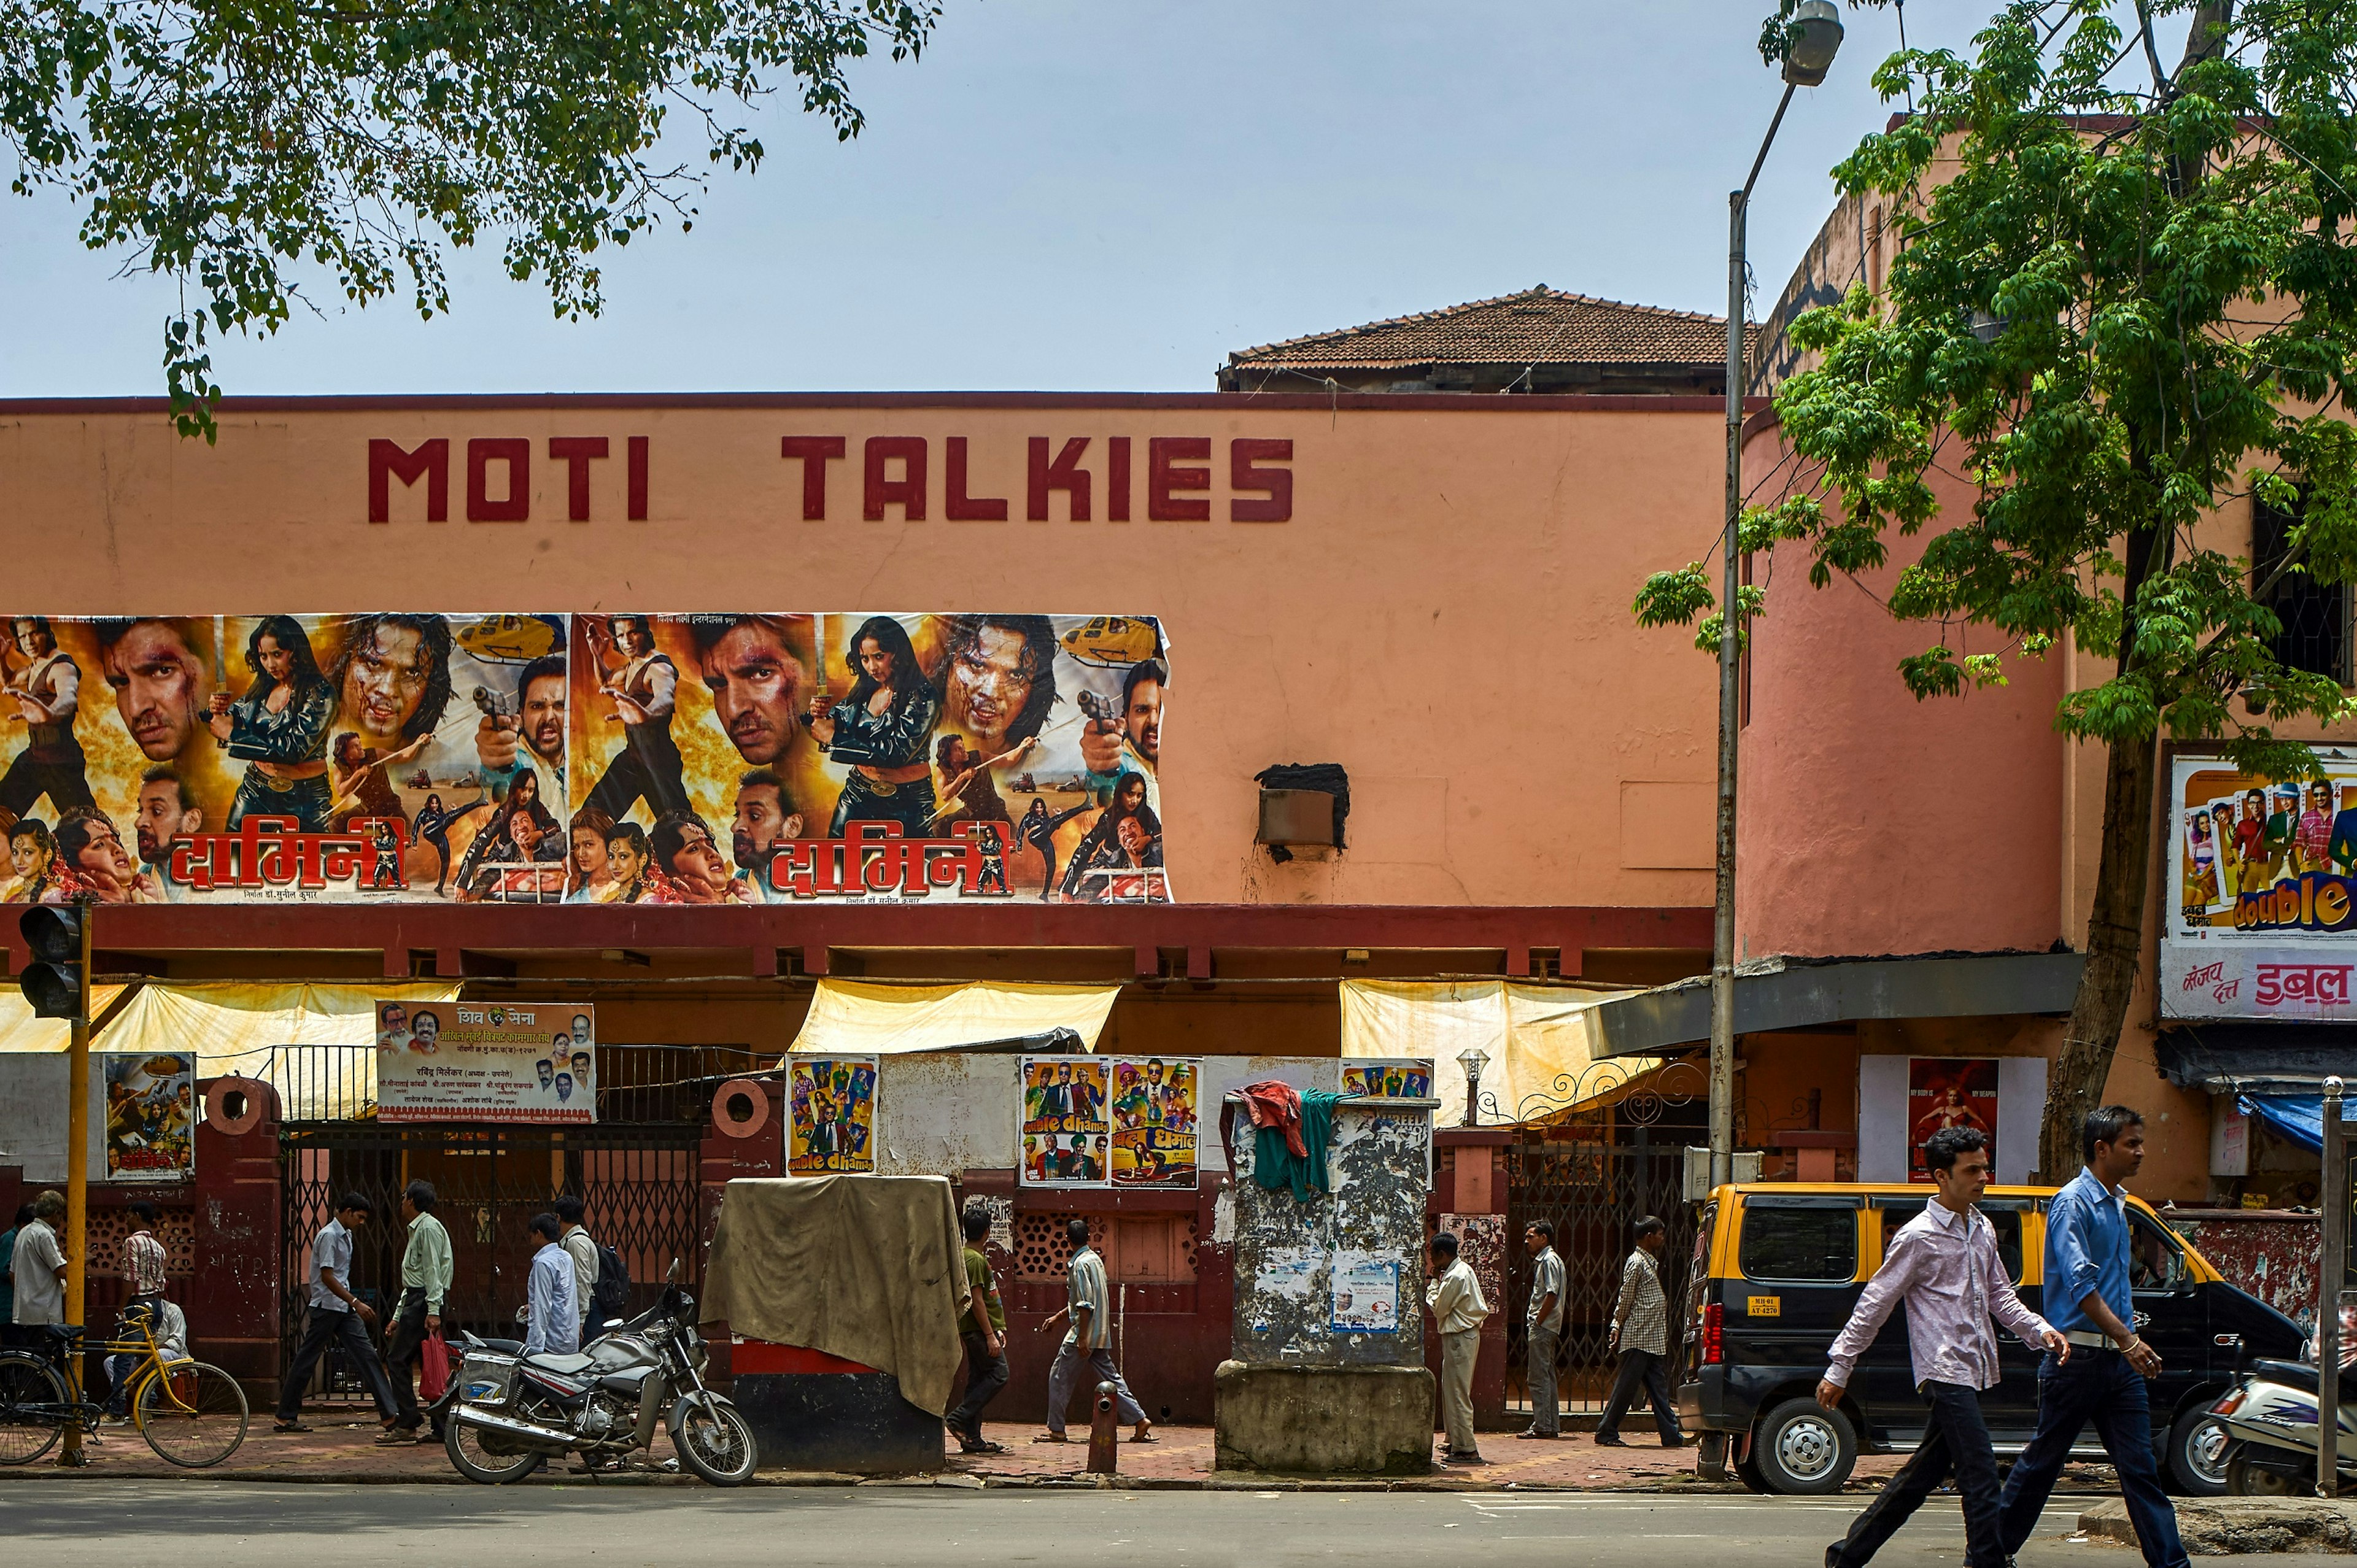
{"left": 190, "top": 1076, "right": 283, "bottom": 1399}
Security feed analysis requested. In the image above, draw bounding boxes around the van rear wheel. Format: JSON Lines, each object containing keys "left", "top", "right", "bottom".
{"left": 1754, "top": 1398, "right": 1857, "bottom": 1495}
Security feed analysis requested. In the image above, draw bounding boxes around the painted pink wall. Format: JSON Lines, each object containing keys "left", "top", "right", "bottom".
{"left": 1736, "top": 419, "right": 2066, "bottom": 959}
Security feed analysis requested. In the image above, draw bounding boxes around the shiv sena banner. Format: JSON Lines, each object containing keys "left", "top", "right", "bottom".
{"left": 0, "top": 611, "right": 1170, "bottom": 906}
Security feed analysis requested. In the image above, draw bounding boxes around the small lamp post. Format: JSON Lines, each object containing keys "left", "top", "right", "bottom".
{"left": 1457, "top": 1046, "right": 1490, "bottom": 1127}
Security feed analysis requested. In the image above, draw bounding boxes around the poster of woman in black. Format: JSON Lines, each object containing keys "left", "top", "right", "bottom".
{"left": 803, "top": 615, "right": 941, "bottom": 837}
{"left": 211, "top": 614, "right": 337, "bottom": 830}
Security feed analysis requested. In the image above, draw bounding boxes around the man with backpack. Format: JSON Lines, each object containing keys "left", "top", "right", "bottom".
{"left": 554, "top": 1194, "right": 630, "bottom": 1337}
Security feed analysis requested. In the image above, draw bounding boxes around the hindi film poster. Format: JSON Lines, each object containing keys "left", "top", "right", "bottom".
{"left": 1110, "top": 1056, "right": 1198, "bottom": 1188}
{"left": 1341, "top": 1059, "right": 1433, "bottom": 1098}
{"left": 101, "top": 1052, "right": 194, "bottom": 1183}
{"left": 1020, "top": 1056, "right": 1110, "bottom": 1186}
{"left": 788, "top": 1056, "right": 878, "bottom": 1175}
{"left": 2165, "top": 755, "right": 2357, "bottom": 1019}
{"left": 376, "top": 1000, "right": 595, "bottom": 1124}
{"left": 1329, "top": 1251, "right": 1400, "bottom": 1334}
{"left": 1906, "top": 1057, "right": 1997, "bottom": 1182}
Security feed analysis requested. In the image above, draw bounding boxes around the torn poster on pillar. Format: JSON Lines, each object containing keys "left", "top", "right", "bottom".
{"left": 101, "top": 1052, "right": 193, "bottom": 1182}
{"left": 1329, "top": 1251, "right": 1399, "bottom": 1333}
{"left": 789, "top": 1056, "right": 877, "bottom": 1175}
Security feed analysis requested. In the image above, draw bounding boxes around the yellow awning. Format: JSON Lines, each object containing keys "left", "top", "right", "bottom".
{"left": 0, "top": 986, "right": 132, "bottom": 1052}
{"left": 788, "top": 980, "right": 1120, "bottom": 1057}
{"left": 101, "top": 981, "right": 462, "bottom": 1119}
{"left": 1339, "top": 979, "right": 1657, "bottom": 1126}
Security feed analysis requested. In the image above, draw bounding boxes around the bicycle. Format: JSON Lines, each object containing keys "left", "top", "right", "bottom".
{"left": 0, "top": 1306, "right": 249, "bottom": 1468}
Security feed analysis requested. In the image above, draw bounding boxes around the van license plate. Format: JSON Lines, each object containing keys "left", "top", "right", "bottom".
{"left": 1747, "top": 1296, "right": 1781, "bottom": 1317}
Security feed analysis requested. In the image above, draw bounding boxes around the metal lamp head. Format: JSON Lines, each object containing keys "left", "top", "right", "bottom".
{"left": 1781, "top": 0, "right": 1844, "bottom": 87}
{"left": 1456, "top": 1046, "right": 1490, "bottom": 1127}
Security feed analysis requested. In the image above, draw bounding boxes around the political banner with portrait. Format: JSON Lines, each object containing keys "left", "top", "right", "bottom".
{"left": 563, "top": 612, "right": 1169, "bottom": 905}
{"left": 2164, "top": 754, "right": 2357, "bottom": 1019}
{"left": 376, "top": 1000, "right": 596, "bottom": 1124}
{"left": 101, "top": 1051, "right": 195, "bottom": 1182}
{"left": 0, "top": 609, "right": 1174, "bottom": 906}
{"left": 788, "top": 1056, "right": 877, "bottom": 1175}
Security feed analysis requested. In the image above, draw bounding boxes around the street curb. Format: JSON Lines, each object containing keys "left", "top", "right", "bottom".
{"left": 2078, "top": 1497, "right": 2357, "bottom": 1555}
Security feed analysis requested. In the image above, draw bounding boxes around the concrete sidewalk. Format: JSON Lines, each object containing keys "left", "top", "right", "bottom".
{"left": 0, "top": 1408, "right": 2132, "bottom": 1493}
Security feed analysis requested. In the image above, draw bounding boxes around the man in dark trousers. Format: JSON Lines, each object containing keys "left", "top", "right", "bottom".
{"left": 1997, "top": 1107, "right": 2191, "bottom": 1568}
{"left": 377, "top": 1179, "right": 452, "bottom": 1445}
{"left": 944, "top": 1206, "right": 1010, "bottom": 1453}
{"left": 274, "top": 1192, "right": 398, "bottom": 1432}
{"left": 1818, "top": 1128, "right": 2067, "bottom": 1568}
{"left": 1595, "top": 1215, "right": 1681, "bottom": 1447}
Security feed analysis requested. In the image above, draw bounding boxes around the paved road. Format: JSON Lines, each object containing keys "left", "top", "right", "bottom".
{"left": 0, "top": 1483, "right": 2102, "bottom": 1566}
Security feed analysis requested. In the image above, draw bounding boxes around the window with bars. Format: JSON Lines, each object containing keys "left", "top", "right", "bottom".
{"left": 2254, "top": 487, "right": 2350, "bottom": 686}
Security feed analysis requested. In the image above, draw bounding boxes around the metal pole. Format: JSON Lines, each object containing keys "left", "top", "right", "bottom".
{"left": 1713, "top": 81, "right": 1796, "bottom": 1191}
{"left": 59, "top": 909, "right": 91, "bottom": 1466}
{"left": 2321, "top": 1075, "right": 2345, "bottom": 1499}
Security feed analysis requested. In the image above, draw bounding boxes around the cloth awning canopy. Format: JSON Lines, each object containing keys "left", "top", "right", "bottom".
{"left": 0, "top": 986, "right": 133, "bottom": 1052}
{"left": 2239, "top": 1093, "right": 2327, "bottom": 1154}
{"left": 786, "top": 980, "right": 1120, "bottom": 1058}
{"left": 1339, "top": 979, "right": 1647, "bottom": 1126}
{"left": 98, "top": 981, "right": 462, "bottom": 1119}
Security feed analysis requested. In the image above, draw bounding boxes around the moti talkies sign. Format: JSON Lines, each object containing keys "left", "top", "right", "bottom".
{"left": 366, "top": 434, "right": 1294, "bottom": 524}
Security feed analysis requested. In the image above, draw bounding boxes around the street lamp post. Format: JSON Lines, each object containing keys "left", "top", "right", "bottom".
{"left": 1711, "top": 1, "right": 1843, "bottom": 1189}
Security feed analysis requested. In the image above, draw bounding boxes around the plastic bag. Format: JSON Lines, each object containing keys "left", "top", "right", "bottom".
{"left": 417, "top": 1329, "right": 450, "bottom": 1402}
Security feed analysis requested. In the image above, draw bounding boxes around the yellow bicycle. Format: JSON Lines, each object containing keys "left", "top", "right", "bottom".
{"left": 0, "top": 1306, "right": 249, "bottom": 1467}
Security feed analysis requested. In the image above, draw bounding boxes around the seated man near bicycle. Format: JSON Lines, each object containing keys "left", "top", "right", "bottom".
{"left": 105, "top": 1296, "right": 187, "bottom": 1425}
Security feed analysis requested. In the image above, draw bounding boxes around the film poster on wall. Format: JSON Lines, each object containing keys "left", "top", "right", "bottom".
{"left": 101, "top": 1051, "right": 194, "bottom": 1182}
{"left": 788, "top": 1056, "right": 878, "bottom": 1175}
{"left": 2165, "top": 754, "right": 2357, "bottom": 1020}
{"left": 1019, "top": 1055, "right": 1200, "bottom": 1189}
{"left": 1906, "top": 1057, "right": 1998, "bottom": 1182}
{"left": 0, "top": 611, "right": 1171, "bottom": 906}
{"left": 1341, "top": 1059, "right": 1433, "bottom": 1098}
{"left": 376, "top": 1000, "right": 595, "bottom": 1124}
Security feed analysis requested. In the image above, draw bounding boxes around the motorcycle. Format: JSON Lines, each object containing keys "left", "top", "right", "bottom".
{"left": 443, "top": 1261, "right": 759, "bottom": 1486}
{"left": 2208, "top": 1356, "right": 2355, "bottom": 1496}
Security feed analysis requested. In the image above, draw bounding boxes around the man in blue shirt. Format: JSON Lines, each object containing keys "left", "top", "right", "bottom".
{"left": 523, "top": 1212, "right": 580, "bottom": 1358}
{"left": 1997, "top": 1106, "right": 2188, "bottom": 1568}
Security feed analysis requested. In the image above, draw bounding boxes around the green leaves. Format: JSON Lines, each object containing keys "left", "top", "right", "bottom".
{"left": 2, "top": 1, "right": 940, "bottom": 437}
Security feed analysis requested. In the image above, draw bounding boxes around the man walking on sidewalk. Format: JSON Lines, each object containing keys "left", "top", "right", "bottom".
{"left": 379, "top": 1179, "right": 452, "bottom": 1446}
{"left": 1596, "top": 1215, "right": 1682, "bottom": 1448}
{"left": 1819, "top": 1128, "right": 2067, "bottom": 1568}
{"left": 1427, "top": 1230, "right": 1488, "bottom": 1464}
{"left": 554, "top": 1195, "right": 599, "bottom": 1338}
{"left": 9, "top": 1191, "right": 66, "bottom": 1327}
{"left": 1035, "top": 1218, "right": 1151, "bottom": 1445}
{"left": 1517, "top": 1219, "right": 1566, "bottom": 1439}
{"left": 1997, "top": 1107, "right": 2192, "bottom": 1568}
{"left": 274, "top": 1192, "right": 397, "bottom": 1433}
{"left": 946, "top": 1205, "right": 1009, "bottom": 1453}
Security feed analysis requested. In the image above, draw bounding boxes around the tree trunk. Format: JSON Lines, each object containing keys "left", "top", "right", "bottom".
{"left": 2040, "top": 730, "right": 2159, "bottom": 1182}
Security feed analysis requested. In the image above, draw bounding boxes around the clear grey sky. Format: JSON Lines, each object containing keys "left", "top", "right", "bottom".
{"left": 0, "top": 2, "right": 2161, "bottom": 397}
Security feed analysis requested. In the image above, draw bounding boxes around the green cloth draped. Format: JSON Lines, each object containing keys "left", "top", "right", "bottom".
{"left": 1253, "top": 1089, "right": 1343, "bottom": 1202}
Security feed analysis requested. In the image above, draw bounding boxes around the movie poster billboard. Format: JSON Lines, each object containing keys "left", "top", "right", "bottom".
{"left": 1, "top": 609, "right": 1171, "bottom": 906}
{"left": 376, "top": 1000, "right": 595, "bottom": 1124}
{"left": 1110, "top": 1057, "right": 1198, "bottom": 1188}
{"left": 1341, "top": 1059, "right": 1433, "bottom": 1098}
{"left": 2165, "top": 754, "right": 2357, "bottom": 1019}
{"left": 1020, "top": 1056, "right": 1109, "bottom": 1186}
{"left": 1906, "top": 1057, "right": 1997, "bottom": 1182}
{"left": 101, "top": 1051, "right": 194, "bottom": 1182}
{"left": 788, "top": 1056, "right": 877, "bottom": 1175}
{"left": 565, "top": 612, "right": 1168, "bottom": 905}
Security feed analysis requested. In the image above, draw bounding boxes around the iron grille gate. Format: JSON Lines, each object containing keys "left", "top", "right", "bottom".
{"left": 280, "top": 1122, "right": 705, "bottom": 1405}
{"left": 1503, "top": 1137, "right": 1695, "bottom": 1414}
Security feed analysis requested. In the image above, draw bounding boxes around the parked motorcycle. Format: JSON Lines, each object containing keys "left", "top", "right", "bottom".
{"left": 443, "top": 1261, "right": 758, "bottom": 1486}
{"left": 2208, "top": 1356, "right": 2355, "bottom": 1496}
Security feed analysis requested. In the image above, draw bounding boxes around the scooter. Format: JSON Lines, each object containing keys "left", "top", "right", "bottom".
{"left": 2208, "top": 1357, "right": 2355, "bottom": 1496}
{"left": 441, "top": 1261, "right": 758, "bottom": 1486}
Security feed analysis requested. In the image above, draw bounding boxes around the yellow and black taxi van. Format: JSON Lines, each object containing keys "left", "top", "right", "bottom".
{"left": 1678, "top": 1183, "right": 2304, "bottom": 1496}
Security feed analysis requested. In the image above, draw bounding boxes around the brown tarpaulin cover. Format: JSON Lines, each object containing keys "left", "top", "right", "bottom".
{"left": 700, "top": 1175, "right": 964, "bottom": 1415}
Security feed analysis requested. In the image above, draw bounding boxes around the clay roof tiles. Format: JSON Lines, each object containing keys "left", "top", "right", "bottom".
{"left": 1224, "top": 285, "right": 1747, "bottom": 374}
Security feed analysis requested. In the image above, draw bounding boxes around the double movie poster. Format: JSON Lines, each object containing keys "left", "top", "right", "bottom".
{"left": 1019, "top": 1054, "right": 1198, "bottom": 1189}
{"left": 788, "top": 1056, "right": 878, "bottom": 1175}
{"left": 2165, "top": 755, "right": 2357, "bottom": 1020}
{"left": 0, "top": 612, "right": 1171, "bottom": 906}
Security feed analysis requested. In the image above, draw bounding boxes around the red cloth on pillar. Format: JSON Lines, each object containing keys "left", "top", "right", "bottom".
{"left": 1236, "top": 1079, "right": 1307, "bottom": 1157}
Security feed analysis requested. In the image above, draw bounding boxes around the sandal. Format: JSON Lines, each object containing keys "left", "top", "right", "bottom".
{"left": 373, "top": 1429, "right": 416, "bottom": 1446}
{"left": 272, "top": 1421, "right": 311, "bottom": 1434}
{"left": 962, "top": 1440, "right": 1008, "bottom": 1455}
{"left": 1031, "top": 1432, "right": 1070, "bottom": 1443}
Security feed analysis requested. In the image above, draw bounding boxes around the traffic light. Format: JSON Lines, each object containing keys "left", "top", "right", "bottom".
{"left": 17, "top": 905, "right": 85, "bottom": 1019}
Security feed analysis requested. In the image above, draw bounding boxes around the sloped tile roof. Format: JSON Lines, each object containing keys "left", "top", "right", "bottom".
{"left": 1225, "top": 286, "right": 1743, "bottom": 371}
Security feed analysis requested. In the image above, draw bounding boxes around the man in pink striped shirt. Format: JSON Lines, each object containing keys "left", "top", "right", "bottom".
{"left": 1816, "top": 1128, "right": 2069, "bottom": 1568}
{"left": 107, "top": 1199, "right": 172, "bottom": 1420}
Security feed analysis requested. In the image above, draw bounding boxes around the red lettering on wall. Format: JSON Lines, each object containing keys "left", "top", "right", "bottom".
{"left": 368, "top": 438, "right": 449, "bottom": 523}
{"left": 780, "top": 436, "right": 846, "bottom": 520}
{"left": 1147, "top": 438, "right": 1210, "bottom": 522}
{"left": 864, "top": 436, "right": 927, "bottom": 521}
{"left": 1107, "top": 437, "right": 1132, "bottom": 522}
{"left": 548, "top": 436, "right": 608, "bottom": 522}
{"left": 945, "top": 437, "right": 1009, "bottom": 521}
{"left": 466, "top": 438, "right": 530, "bottom": 522}
{"left": 1229, "top": 438, "right": 1294, "bottom": 522}
{"left": 628, "top": 436, "right": 649, "bottom": 520}
{"left": 1026, "top": 437, "right": 1091, "bottom": 522}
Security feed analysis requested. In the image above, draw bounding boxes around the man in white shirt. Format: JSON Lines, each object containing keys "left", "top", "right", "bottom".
{"left": 522, "top": 1212, "right": 579, "bottom": 1358}
{"left": 1518, "top": 1220, "right": 1567, "bottom": 1439}
{"left": 1035, "top": 1218, "right": 1149, "bottom": 1443}
{"left": 553, "top": 1195, "right": 600, "bottom": 1337}
{"left": 9, "top": 1191, "right": 68, "bottom": 1326}
{"left": 1426, "top": 1230, "right": 1490, "bottom": 1464}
